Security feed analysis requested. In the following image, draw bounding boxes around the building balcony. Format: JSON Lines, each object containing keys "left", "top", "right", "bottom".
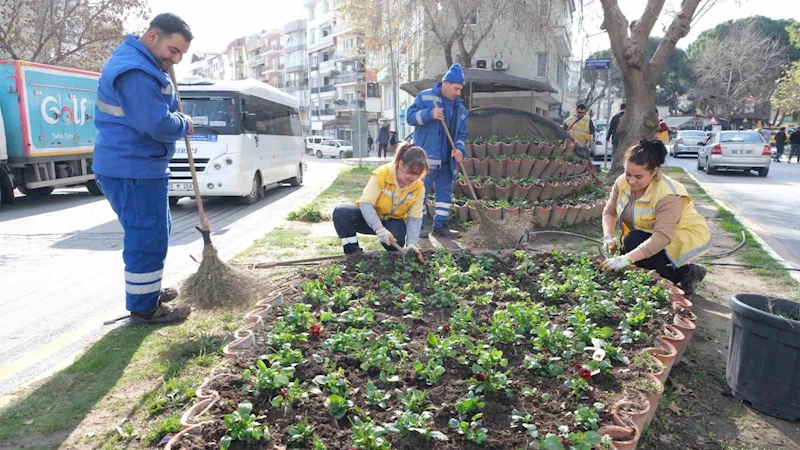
{"left": 311, "top": 84, "right": 336, "bottom": 94}
{"left": 263, "top": 65, "right": 285, "bottom": 76}
{"left": 285, "top": 42, "right": 306, "bottom": 53}
{"left": 366, "top": 97, "right": 381, "bottom": 113}
{"left": 377, "top": 63, "right": 392, "bottom": 84}
{"left": 285, "top": 62, "right": 307, "bottom": 73}
{"left": 334, "top": 72, "right": 365, "bottom": 85}
{"left": 285, "top": 18, "right": 307, "bottom": 34}
{"left": 332, "top": 21, "right": 356, "bottom": 37}
{"left": 284, "top": 80, "right": 309, "bottom": 92}
{"left": 319, "top": 59, "right": 336, "bottom": 73}
{"left": 308, "top": 34, "right": 334, "bottom": 53}
{"left": 312, "top": 108, "right": 336, "bottom": 118}
{"left": 335, "top": 46, "right": 365, "bottom": 61}
{"left": 264, "top": 45, "right": 283, "bottom": 56}
{"left": 334, "top": 100, "right": 365, "bottom": 111}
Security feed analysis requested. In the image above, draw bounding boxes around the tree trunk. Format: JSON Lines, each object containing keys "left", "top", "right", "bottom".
{"left": 608, "top": 68, "right": 658, "bottom": 178}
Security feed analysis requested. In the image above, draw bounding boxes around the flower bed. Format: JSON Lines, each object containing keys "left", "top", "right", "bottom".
{"left": 166, "top": 250, "right": 695, "bottom": 450}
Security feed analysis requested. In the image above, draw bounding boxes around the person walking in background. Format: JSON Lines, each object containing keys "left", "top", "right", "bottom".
{"left": 790, "top": 128, "right": 800, "bottom": 163}
{"left": 389, "top": 131, "right": 398, "bottom": 155}
{"left": 92, "top": 13, "right": 194, "bottom": 324}
{"left": 367, "top": 134, "right": 374, "bottom": 156}
{"left": 606, "top": 103, "right": 626, "bottom": 153}
{"left": 377, "top": 123, "right": 390, "bottom": 158}
{"left": 407, "top": 63, "right": 468, "bottom": 239}
{"left": 563, "top": 104, "right": 595, "bottom": 149}
{"left": 774, "top": 127, "right": 787, "bottom": 162}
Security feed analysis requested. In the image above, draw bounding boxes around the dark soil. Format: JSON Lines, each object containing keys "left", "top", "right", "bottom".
{"left": 176, "top": 250, "right": 672, "bottom": 450}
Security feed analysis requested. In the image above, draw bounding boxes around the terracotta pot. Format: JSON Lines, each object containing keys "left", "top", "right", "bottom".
{"left": 518, "top": 158, "right": 535, "bottom": 178}
{"left": 564, "top": 205, "right": 580, "bottom": 225}
{"left": 521, "top": 207, "right": 535, "bottom": 221}
{"left": 485, "top": 206, "right": 502, "bottom": 221}
{"left": 500, "top": 142, "right": 515, "bottom": 155}
{"left": 598, "top": 424, "right": 639, "bottom": 450}
{"left": 592, "top": 198, "right": 606, "bottom": 218}
{"left": 538, "top": 182, "right": 554, "bottom": 201}
{"left": 548, "top": 205, "right": 568, "bottom": 227}
{"left": 472, "top": 143, "right": 487, "bottom": 158}
{"left": 614, "top": 390, "right": 650, "bottom": 432}
{"left": 464, "top": 143, "right": 474, "bottom": 159}
{"left": 550, "top": 143, "right": 565, "bottom": 157}
{"left": 556, "top": 160, "right": 571, "bottom": 177}
{"left": 539, "top": 143, "right": 555, "bottom": 156}
{"left": 527, "top": 184, "right": 543, "bottom": 202}
{"left": 671, "top": 295, "right": 693, "bottom": 313}
{"left": 453, "top": 179, "right": 466, "bottom": 198}
{"left": 673, "top": 314, "right": 697, "bottom": 343}
{"left": 533, "top": 205, "right": 552, "bottom": 227}
{"left": 529, "top": 159, "right": 549, "bottom": 179}
{"left": 489, "top": 159, "right": 506, "bottom": 178}
{"left": 486, "top": 142, "right": 502, "bottom": 157}
{"left": 548, "top": 181, "right": 567, "bottom": 199}
{"left": 474, "top": 183, "right": 492, "bottom": 200}
{"left": 644, "top": 350, "right": 669, "bottom": 384}
{"left": 650, "top": 338, "right": 678, "bottom": 376}
{"left": 514, "top": 141, "right": 530, "bottom": 155}
{"left": 494, "top": 184, "right": 513, "bottom": 202}
{"left": 468, "top": 205, "right": 480, "bottom": 222}
{"left": 505, "top": 158, "right": 522, "bottom": 178}
{"left": 502, "top": 206, "right": 520, "bottom": 219}
{"left": 460, "top": 158, "right": 475, "bottom": 177}
{"left": 455, "top": 204, "right": 471, "bottom": 223}
{"left": 473, "top": 159, "right": 490, "bottom": 177}
{"left": 528, "top": 143, "right": 543, "bottom": 157}
{"left": 641, "top": 373, "right": 665, "bottom": 432}
{"left": 511, "top": 183, "right": 531, "bottom": 199}
{"left": 539, "top": 159, "right": 560, "bottom": 179}
{"left": 662, "top": 324, "right": 688, "bottom": 363}
{"left": 575, "top": 204, "right": 593, "bottom": 223}
{"left": 223, "top": 329, "right": 255, "bottom": 359}
{"left": 426, "top": 199, "right": 436, "bottom": 219}
{"left": 562, "top": 140, "right": 575, "bottom": 157}
{"left": 570, "top": 162, "right": 584, "bottom": 176}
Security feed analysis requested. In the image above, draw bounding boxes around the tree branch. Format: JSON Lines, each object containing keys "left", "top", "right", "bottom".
{"left": 648, "top": 0, "right": 702, "bottom": 81}
{"left": 598, "top": 0, "right": 631, "bottom": 71}
{"left": 630, "top": 0, "right": 665, "bottom": 50}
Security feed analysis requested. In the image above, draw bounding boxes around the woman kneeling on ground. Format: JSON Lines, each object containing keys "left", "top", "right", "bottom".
{"left": 333, "top": 142, "right": 427, "bottom": 259}
{"left": 600, "top": 139, "right": 711, "bottom": 295}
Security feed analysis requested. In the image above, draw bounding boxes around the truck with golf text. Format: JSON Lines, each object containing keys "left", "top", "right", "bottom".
{"left": 0, "top": 60, "right": 101, "bottom": 207}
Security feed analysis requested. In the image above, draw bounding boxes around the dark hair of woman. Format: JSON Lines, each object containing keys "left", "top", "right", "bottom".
{"left": 393, "top": 142, "right": 428, "bottom": 176}
{"left": 625, "top": 139, "right": 668, "bottom": 171}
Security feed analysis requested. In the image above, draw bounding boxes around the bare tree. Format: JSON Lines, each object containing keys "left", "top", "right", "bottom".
{"left": 693, "top": 20, "right": 787, "bottom": 118}
{"left": 0, "top": 0, "right": 149, "bottom": 71}
{"left": 597, "top": 0, "right": 714, "bottom": 176}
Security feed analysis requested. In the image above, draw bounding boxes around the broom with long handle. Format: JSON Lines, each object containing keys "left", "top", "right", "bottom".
{"left": 168, "top": 67, "right": 262, "bottom": 308}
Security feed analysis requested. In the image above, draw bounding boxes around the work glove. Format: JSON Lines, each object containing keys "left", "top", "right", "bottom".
{"left": 404, "top": 244, "right": 425, "bottom": 264}
{"left": 600, "top": 255, "right": 634, "bottom": 272}
{"left": 375, "top": 226, "right": 397, "bottom": 246}
{"left": 602, "top": 235, "right": 617, "bottom": 256}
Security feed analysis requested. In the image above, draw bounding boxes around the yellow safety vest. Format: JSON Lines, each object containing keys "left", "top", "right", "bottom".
{"left": 614, "top": 174, "right": 711, "bottom": 267}
{"left": 565, "top": 115, "right": 593, "bottom": 146}
{"left": 655, "top": 117, "right": 669, "bottom": 144}
{"left": 356, "top": 164, "right": 424, "bottom": 221}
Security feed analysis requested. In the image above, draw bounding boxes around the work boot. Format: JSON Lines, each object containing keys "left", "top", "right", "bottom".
{"left": 130, "top": 303, "right": 191, "bottom": 325}
{"left": 420, "top": 227, "right": 430, "bottom": 239}
{"left": 679, "top": 264, "right": 707, "bottom": 296}
{"left": 432, "top": 227, "right": 461, "bottom": 239}
{"left": 159, "top": 287, "right": 179, "bottom": 303}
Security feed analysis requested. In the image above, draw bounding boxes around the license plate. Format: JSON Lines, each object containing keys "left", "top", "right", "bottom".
{"left": 730, "top": 149, "right": 753, "bottom": 155}
{"left": 169, "top": 182, "right": 194, "bottom": 192}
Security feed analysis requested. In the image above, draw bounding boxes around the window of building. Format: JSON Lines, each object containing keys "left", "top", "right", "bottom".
{"left": 323, "top": 76, "right": 330, "bottom": 86}
{"left": 309, "top": 31, "right": 316, "bottom": 45}
{"left": 556, "top": 58, "right": 564, "bottom": 86}
{"left": 536, "top": 53, "right": 547, "bottom": 78}
{"left": 345, "top": 92, "right": 354, "bottom": 102}
{"left": 322, "top": 1, "right": 329, "bottom": 13}
{"left": 469, "top": 12, "right": 478, "bottom": 25}
{"left": 309, "top": 8, "right": 316, "bottom": 20}
{"left": 367, "top": 83, "right": 380, "bottom": 98}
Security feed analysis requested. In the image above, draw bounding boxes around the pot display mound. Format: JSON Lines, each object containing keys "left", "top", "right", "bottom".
{"left": 168, "top": 251, "right": 692, "bottom": 450}
{"left": 727, "top": 293, "right": 800, "bottom": 421}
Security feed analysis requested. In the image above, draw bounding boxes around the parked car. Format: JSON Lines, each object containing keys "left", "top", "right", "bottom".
{"left": 315, "top": 139, "right": 353, "bottom": 158}
{"left": 305, "top": 136, "right": 324, "bottom": 155}
{"left": 670, "top": 130, "right": 707, "bottom": 157}
{"left": 590, "top": 131, "right": 610, "bottom": 159}
{"left": 696, "top": 131, "right": 771, "bottom": 177}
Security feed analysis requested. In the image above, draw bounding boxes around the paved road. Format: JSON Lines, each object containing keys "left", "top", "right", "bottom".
{"left": 0, "top": 159, "right": 344, "bottom": 398}
{"left": 666, "top": 153, "right": 800, "bottom": 271}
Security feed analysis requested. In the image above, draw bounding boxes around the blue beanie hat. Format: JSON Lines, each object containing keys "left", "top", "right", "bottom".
{"left": 442, "top": 63, "right": 465, "bottom": 85}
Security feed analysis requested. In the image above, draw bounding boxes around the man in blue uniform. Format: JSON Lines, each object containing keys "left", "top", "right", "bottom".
{"left": 93, "top": 13, "right": 194, "bottom": 324}
{"left": 407, "top": 63, "right": 468, "bottom": 238}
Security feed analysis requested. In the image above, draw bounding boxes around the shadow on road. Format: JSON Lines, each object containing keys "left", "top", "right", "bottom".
{"left": 0, "top": 190, "right": 105, "bottom": 223}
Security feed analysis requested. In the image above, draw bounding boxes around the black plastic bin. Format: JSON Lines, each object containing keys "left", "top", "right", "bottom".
{"left": 727, "top": 294, "right": 800, "bottom": 421}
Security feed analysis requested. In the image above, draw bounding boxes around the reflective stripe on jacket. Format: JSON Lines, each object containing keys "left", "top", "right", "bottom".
{"left": 357, "top": 164, "right": 424, "bottom": 221}
{"left": 614, "top": 174, "right": 711, "bottom": 267}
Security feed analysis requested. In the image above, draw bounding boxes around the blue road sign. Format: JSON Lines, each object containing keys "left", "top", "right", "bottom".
{"left": 585, "top": 58, "right": 611, "bottom": 70}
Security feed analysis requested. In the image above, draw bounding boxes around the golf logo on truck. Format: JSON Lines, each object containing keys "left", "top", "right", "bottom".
{"left": 40, "top": 94, "right": 92, "bottom": 126}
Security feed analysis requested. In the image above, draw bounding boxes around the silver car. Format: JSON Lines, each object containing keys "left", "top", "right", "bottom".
{"left": 696, "top": 131, "right": 771, "bottom": 177}
{"left": 670, "top": 130, "right": 707, "bottom": 157}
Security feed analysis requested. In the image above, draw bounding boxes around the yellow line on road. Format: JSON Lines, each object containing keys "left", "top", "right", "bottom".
{"left": 0, "top": 318, "right": 103, "bottom": 385}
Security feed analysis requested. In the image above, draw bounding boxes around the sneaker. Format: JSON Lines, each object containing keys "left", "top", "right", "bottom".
{"left": 679, "top": 264, "right": 707, "bottom": 296}
{"left": 432, "top": 227, "right": 461, "bottom": 239}
{"left": 130, "top": 303, "right": 191, "bottom": 325}
{"left": 159, "top": 287, "right": 179, "bottom": 303}
{"left": 420, "top": 228, "right": 430, "bottom": 239}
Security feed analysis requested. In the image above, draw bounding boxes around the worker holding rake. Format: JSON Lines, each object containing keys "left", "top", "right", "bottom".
{"left": 93, "top": 13, "right": 194, "bottom": 324}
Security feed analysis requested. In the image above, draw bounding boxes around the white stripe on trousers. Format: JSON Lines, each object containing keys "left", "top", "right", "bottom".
{"left": 125, "top": 269, "right": 163, "bottom": 283}
{"left": 126, "top": 280, "right": 162, "bottom": 295}
{"left": 341, "top": 236, "right": 359, "bottom": 245}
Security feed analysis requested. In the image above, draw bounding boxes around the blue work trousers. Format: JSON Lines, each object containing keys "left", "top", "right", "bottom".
{"left": 423, "top": 166, "right": 454, "bottom": 229}
{"left": 332, "top": 204, "right": 406, "bottom": 254}
{"left": 95, "top": 175, "right": 171, "bottom": 313}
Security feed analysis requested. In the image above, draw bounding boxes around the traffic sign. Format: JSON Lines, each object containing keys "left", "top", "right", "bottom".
{"left": 585, "top": 58, "right": 611, "bottom": 70}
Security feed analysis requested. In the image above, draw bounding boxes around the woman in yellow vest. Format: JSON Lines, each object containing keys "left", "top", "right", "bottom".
{"left": 333, "top": 142, "right": 428, "bottom": 258}
{"left": 600, "top": 139, "right": 711, "bottom": 294}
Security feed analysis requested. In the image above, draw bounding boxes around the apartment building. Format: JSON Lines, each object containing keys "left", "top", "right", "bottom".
{"left": 304, "top": 0, "right": 381, "bottom": 139}
{"left": 225, "top": 37, "right": 249, "bottom": 81}
{"left": 189, "top": 52, "right": 229, "bottom": 81}
{"left": 284, "top": 19, "right": 311, "bottom": 132}
{"left": 262, "top": 30, "right": 284, "bottom": 88}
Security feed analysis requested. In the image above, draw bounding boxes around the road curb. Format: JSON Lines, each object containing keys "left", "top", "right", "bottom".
{"left": 683, "top": 169, "right": 800, "bottom": 284}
